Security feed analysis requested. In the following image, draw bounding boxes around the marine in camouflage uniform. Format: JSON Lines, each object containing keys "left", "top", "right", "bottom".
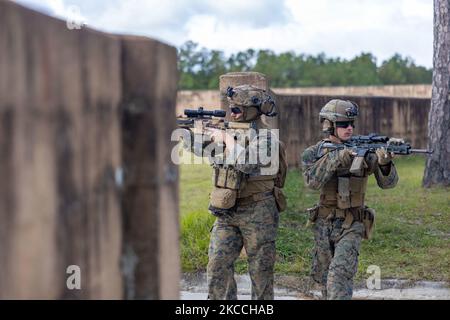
{"left": 184, "top": 85, "right": 287, "bottom": 300}
{"left": 301, "top": 99, "right": 399, "bottom": 300}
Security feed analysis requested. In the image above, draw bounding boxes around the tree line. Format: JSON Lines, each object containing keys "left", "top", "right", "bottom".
{"left": 178, "top": 41, "right": 432, "bottom": 90}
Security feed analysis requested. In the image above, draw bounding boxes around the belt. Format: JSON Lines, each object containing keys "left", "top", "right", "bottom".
{"left": 236, "top": 191, "right": 274, "bottom": 206}
{"left": 318, "top": 206, "right": 364, "bottom": 221}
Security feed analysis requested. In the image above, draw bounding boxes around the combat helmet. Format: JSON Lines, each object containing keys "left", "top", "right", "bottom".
{"left": 319, "top": 99, "right": 359, "bottom": 134}
{"left": 226, "top": 85, "right": 277, "bottom": 121}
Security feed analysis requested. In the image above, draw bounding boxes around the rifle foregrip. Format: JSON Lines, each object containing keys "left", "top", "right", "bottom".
{"left": 349, "top": 156, "right": 365, "bottom": 174}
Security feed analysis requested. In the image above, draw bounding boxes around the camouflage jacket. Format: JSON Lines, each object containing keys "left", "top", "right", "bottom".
{"left": 301, "top": 140, "right": 399, "bottom": 190}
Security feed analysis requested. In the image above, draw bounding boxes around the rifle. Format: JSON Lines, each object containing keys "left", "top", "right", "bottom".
{"left": 177, "top": 107, "right": 255, "bottom": 132}
{"left": 318, "top": 133, "right": 433, "bottom": 174}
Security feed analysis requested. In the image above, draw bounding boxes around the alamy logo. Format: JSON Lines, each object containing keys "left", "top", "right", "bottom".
{"left": 66, "top": 265, "right": 81, "bottom": 290}
{"left": 366, "top": 265, "right": 381, "bottom": 290}
{"left": 171, "top": 128, "right": 280, "bottom": 175}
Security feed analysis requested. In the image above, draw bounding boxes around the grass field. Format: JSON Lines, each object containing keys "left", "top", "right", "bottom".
{"left": 180, "top": 155, "right": 450, "bottom": 281}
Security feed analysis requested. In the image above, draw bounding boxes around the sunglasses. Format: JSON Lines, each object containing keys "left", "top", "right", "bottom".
{"left": 335, "top": 121, "right": 355, "bottom": 128}
{"left": 230, "top": 106, "right": 242, "bottom": 114}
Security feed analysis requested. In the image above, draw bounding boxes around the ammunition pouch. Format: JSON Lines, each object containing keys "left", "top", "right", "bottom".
{"left": 209, "top": 187, "right": 237, "bottom": 210}
{"left": 273, "top": 187, "right": 287, "bottom": 212}
{"left": 321, "top": 176, "right": 368, "bottom": 209}
{"left": 337, "top": 177, "right": 350, "bottom": 208}
{"left": 213, "top": 167, "right": 242, "bottom": 190}
{"left": 209, "top": 167, "right": 241, "bottom": 216}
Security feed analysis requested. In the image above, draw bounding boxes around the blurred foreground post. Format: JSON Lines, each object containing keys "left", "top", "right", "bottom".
{"left": 121, "top": 36, "right": 179, "bottom": 299}
{"left": 0, "top": 1, "right": 179, "bottom": 299}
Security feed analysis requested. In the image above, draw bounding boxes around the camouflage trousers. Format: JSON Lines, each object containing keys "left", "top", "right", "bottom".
{"left": 311, "top": 217, "right": 364, "bottom": 300}
{"left": 207, "top": 197, "right": 279, "bottom": 300}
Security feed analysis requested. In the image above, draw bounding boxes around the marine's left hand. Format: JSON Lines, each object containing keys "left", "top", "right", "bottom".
{"left": 376, "top": 147, "right": 395, "bottom": 166}
{"left": 387, "top": 137, "right": 405, "bottom": 145}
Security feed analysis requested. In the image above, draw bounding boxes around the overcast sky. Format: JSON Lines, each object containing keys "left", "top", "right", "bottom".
{"left": 15, "top": 0, "right": 433, "bottom": 68}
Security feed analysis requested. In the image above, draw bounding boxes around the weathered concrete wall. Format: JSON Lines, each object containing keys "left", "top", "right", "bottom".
{"left": 177, "top": 90, "right": 220, "bottom": 116}
{"left": 273, "top": 85, "right": 432, "bottom": 98}
{"left": 176, "top": 85, "right": 432, "bottom": 115}
{"left": 278, "top": 95, "right": 431, "bottom": 167}
{"left": 0, "top": 1, "right": 178, "bottom": 299}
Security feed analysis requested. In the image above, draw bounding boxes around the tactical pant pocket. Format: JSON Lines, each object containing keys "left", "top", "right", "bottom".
{"left": 362, "top": 206, "right": 376, "bottom": 240}
{"left": 273, "top": 187, "right": 287, "bottom": 212}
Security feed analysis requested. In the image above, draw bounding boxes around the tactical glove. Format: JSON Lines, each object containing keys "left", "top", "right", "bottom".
{"left": 388, "top": 137, "right": 405, "bottom": 145}
{"left": 375, "top": 147, "right": 394, "bottom": 166}
{"left": 337, "top": 148, "right": 354, "bottom": 167}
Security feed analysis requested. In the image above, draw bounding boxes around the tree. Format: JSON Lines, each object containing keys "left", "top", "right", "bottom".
{"left": 423, "top": 0, "right": 450, "bottom": 187}
{"left": 178, "top": 41, "right": 203, "bottom": 89}
{"left": 346, "top": 53, "right": 381, "bottom": 85}
{"left": 176, "top": 41, "right": 432, "bottom": 90}
{"left": 378, "top": 54, "right": 410, "bottom": 84}
{"left": 227, "top": 49, "right": 255, "bottom": 72}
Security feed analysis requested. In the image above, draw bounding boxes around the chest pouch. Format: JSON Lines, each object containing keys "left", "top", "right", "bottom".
{"left": 337, "top": 176, "right": 368, "bottom": 209}
{"left": 210, "top": 167, "right": 244, "bottom": 211}
{"left": 349, "top": 176, "right": 367, "bottom": 207}
{"left": 213, "top": 167, "right": 242, "bottom": 190}
{"left": 337, "top": 177, "right": 351, "bottom": 209}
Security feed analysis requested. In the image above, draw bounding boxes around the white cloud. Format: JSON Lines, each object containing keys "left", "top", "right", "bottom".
{"left": 14, "top": 0, "right": 433, "bottom": 67}
{"left": 280, "top": 0, "right": 432, "bottom": 66}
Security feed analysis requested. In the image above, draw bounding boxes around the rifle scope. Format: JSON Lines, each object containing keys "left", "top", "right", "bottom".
{"left": 184, "top": 107, "right": 226, "bottom": 118}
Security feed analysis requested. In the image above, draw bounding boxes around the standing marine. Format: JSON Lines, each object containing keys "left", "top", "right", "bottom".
{"left": 301, "top": 99, "right": 399, "bottom": 300}
{"left": 183, "top": 85, "right": 287, "bottom": 300}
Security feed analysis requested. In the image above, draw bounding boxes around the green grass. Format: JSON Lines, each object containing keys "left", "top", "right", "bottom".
{"left": 179, "top": 155, "right": 215, "bottom": 272}
{"left": 180, "top": 155, "right": 450, "bottom": 281}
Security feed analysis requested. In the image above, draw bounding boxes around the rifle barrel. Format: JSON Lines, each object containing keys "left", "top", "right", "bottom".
{"left": 410, "top": 149, "right": 433, "bottom": 154}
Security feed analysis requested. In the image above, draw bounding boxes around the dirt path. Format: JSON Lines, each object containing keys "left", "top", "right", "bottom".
{"left": 181, "top": 273, "right": 450, "bottom": 300}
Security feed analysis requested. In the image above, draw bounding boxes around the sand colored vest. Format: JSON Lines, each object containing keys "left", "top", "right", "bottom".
{"left": 209, "top": 139, "right": 287, "bottom": 212}
{"left": 320, "top": 168, "right": 368, "bottom": 209}
{"left": 211, "top": 165, "right": 276, "bottom": 198}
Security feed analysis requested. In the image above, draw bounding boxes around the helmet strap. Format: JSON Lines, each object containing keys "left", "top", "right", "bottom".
{"left": 329, "top": 133, "right": 344, "bottom": 144}
{"left": 331, "top": 129, "right": 349, "bottom": 143}
{"left": 242, "top": 106, "right": 260, "bottom": 121}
